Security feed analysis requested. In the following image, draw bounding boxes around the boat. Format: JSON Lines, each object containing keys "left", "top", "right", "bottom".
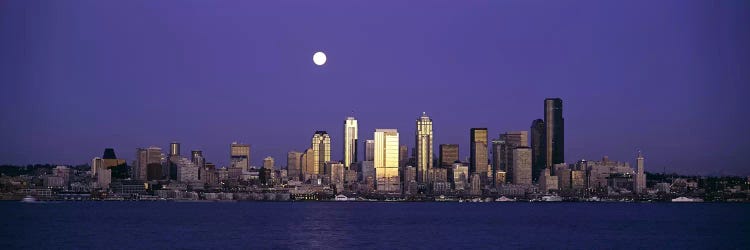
{"left": 671, "top": 197, "right": 704, "bottom": 202}
{"left": 541, "top": 195, "right": 563, "bottom": 202}
{"left": 586, "top": 197, "right": 601, "bottom": 202}
{"left": 334, "top": 194, "right": 350, "bottom": 201}
{"left": 495, "top": 196, "right": 516, "bottom": 202}
{"left": 21, "top": 195, "right": 38, "bottom": 203}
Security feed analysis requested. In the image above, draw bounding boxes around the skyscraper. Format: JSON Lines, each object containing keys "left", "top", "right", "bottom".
{"left": 512, "top": 147, "right": 532, "bottom": 185}
{"left": 301, "top": 148, "right": 316, "bottom": 178}
{"left": 374, "top": 129, "right": 399, "bottom": 192}
{"left": 287, "top": 151, "right": 303, "bottom": 181}
{"left": 91, "top": 157, "right": 102, "bottom": 177}
{"left": 470, "top": 128, "right": 489, "bottom": 182}
{"left": 530, "top": 119, "right": 545, "bottom": 182}
{"left": 263, "top": 156, "right": 275, "bottom": 170}
{"left": 230, "top": 142, "right": 251, "bottom": 171}
{"left": 634, "top": 151, "right": 646, "bottom": 193}
{"left": 166, "top": 143, "right": 180, "bottom": 180}
{"left": 312, "top": 131, "right": 331, "bottom": 175}
{"left": 170, "top": 142, "right": 180, "bottom": 156}
{"left": 191, "top": 150, "right": 204, "bottom": 166}
{"left": 364, "top": 139, "right": 375, "bottom": 162}
{"left": 399, "top": 145, "right": 408, "bottom": 169}
{"left": 343, "top": 117, "right": 358, "bottom": 169}
{"left": 493, "top": 131, "right": 528, "bottom": 183}
{"left": 415, "top": 112, "right": 433, "bottom": 183}
{"left": 439, "top": 144, "right": 459, "bottom": 168}
{"left": 191, "top": 150, "right": 204, "bottom": 179}
{"left": 544, "top": 98, "right": 564, "bottom": 172}
{"left": 135, "top": 147, "right": 163, "bottom": 180}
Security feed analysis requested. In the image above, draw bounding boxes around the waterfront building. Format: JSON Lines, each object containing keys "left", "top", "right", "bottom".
{"left": 578, "top": 156, "right": 635, "bottom": 189}
{"left": 374, "top": 129, "right": 400, "bottom": 192}
{"left": 230, "top": 142, "right": 251, "bottom": 171}
{"left": 312, "top": 131, "right": 331, "bottom": 175}
{"left": 343, "top": 117, "right": 358, "bottom": 168}
{"left": 544, "top": 98, "right": 565, "bottom": 172}
{"left": 511, "top": 147, "right": 532, "bottom": 185}
{"left": 415, "top": 112, "right": 434, "bottom": 183}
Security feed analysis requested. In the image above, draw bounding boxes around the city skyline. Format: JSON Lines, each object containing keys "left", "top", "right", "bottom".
{"left": 1, "top": 1, "right": 748, "bottom": 176}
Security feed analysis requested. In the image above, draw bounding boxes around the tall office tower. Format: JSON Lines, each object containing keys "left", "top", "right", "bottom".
{"left": 374, "top": 129, "right": 400, "bottom": 192}
{"left": 263, "top": 156, "right": 275, "bottom": 170}
{"left": 191, "top": 150, "right": 204, "bottom": 166}
{"left": 165, "top": 142, "right": 180, "bottom": 180}
{"left": 493, "top": 131, "right": 529, "bottom": 183}
{"left": 530, "top": 119, "right": 545, "bottom": 182}
{"left": 191, "top": 150, "right": 204, "bottom": 180}
{"left": 364, "top": 140, "right": 375, "bottom": 161}
{"left": 343, "top": 117, "right": 358, "bottom": 169}
{"left": 135, "top": 147, "right": 163, "bottom": 180}
{"left": 230, "top": 142, "right": 251, "bottom": 171}
{"left": 101, "top": 148, "right": 126, "bottom": 179}
{"left": 91, "top": 157, "right": 103, "bottom": 177}
{"left": 287, "top": 151, "right": 303, "bottom": 181}
{"left": 512, "top": 147, "right": 532, "bottom": 185}
{"left": 415, "top": 112, "right": 433, "bottom": 183}
{"left": 301, "top": 148, "right": 316, "bottom": 179}
{"left": 470, "top": 128, "right": 489, "bottom": 181}
{"left": 176, "top": 158, "right": 199, "bottom": 183}
{"left": 634, "top": 151, "right": 646, "bottom": 193}
{"left": 399, "top": 145, "right": 408, "bottom": 168}
{"left": 544, "top": 98, "right": 564, "bottom": 172}
{"left": 312, "top": 131, "right": 331, "bottom": 175}
{"left": 170, "top": 142, "right": 181, "bottom": 156}
{"left": 439, "top": 144, "right": 459, "bottom": 168}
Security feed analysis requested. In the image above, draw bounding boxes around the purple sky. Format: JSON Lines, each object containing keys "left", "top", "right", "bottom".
{"left": 1, "top": 1, "right": 748, "bottom": 175}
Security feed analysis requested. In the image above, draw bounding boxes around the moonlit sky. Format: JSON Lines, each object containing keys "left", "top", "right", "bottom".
{"left": 1, "top": 0, "right": 748, "bottom": 175}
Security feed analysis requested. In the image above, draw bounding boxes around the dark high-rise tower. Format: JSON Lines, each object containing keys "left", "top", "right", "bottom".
{"left": 530, "top": 119, "right": 545, "bottom": 182}
{"left": 439, "top": 144, "right": 459, "bottom": 168}
{"left": 544, "top": 98, "right": 564, "bottom": 174}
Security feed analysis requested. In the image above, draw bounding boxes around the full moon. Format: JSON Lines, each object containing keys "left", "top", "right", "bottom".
{"left": 313, "top": 51, "right": 327, "bottom": 66}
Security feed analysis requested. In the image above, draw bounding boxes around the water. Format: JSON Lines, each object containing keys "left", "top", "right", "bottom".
{"left": 1, "top": 202, "right": 748, "bottom": 249}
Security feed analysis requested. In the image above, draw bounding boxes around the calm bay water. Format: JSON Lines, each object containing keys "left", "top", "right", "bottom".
{"left": 1, "top": 202, "right": 748, "bottom": 249}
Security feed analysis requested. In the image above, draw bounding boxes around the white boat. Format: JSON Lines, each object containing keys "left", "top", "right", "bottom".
{"left": 21, "top": 195, "right": 38, "bottom": 203}
{"left": 495, "top": 196, "right": 516, "bottom": 202}
{"left": 541, "top": 195, "right": 563, "bottom": 202}
{"left": 671, "top": 197, "right": 704, "bottom": 202}
{"left": 334, "top": 194, "right": 349, "bottom": 201}
{"left": 586, "top": 197, "right": 601, "bottom": 202}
